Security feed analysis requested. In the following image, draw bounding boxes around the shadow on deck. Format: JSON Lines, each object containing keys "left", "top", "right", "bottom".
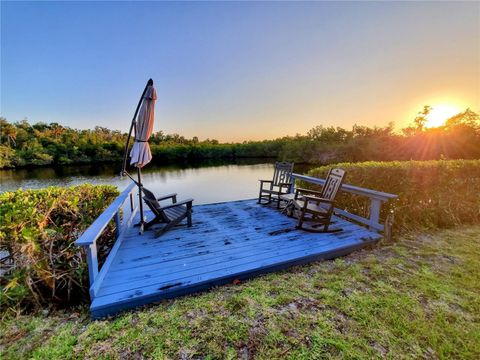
{"left": 90, "top": 199, "right": 382, "bottom": 318}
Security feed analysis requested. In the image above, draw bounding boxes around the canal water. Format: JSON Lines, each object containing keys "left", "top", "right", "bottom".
{"left": 0, "top": 160, "right": 313, "bottom": 204}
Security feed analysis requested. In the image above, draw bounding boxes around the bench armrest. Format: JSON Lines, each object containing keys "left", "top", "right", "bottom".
{"left": 157, "top": 193, "right": 177, "bottom": 203}
{"left": 161, "top": 198, "right": 194, "bottom": 210}
{"left": 295, "top": 187, "right": 323, "bottom": 198}
{"left": 302, "top": 195, "right": 335, "bottom": 204}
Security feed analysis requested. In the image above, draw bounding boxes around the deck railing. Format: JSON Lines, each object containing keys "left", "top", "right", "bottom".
{"left": 75, "top": 182, "right": 138, "bottom": 298}
{"left": 291, "top": 173, "right": 397, "bottom": 232}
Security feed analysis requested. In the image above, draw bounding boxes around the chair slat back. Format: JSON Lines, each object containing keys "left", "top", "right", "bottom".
{"left": 142, "top": 187, "right": 160, "bottom": 209}
{"left": 141, "top": 187, "right": 169, "bottom": 221}
{"left": 272, "top": 162, "right": 294, "bottom": 186}
{"left": 321, "top": 168, "right": 346, "bottom": 201}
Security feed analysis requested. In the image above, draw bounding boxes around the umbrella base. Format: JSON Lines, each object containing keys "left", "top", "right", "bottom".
{"left": 133, "top": 221, "right": 145, "bottom": 234}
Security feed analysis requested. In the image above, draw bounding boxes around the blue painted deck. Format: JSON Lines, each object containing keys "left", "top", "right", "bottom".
{"left": 90, "top": 199, "right": 382, "bottom": 318}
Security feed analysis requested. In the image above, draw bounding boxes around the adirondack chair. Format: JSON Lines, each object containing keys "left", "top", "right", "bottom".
{"left": 282, "top": 168, "right": 346, "bottom": 232}
{"left": 258, "top": 162, "right": 294, "bottom": 209}
{"left": 141, "top": 187, "right": 193, "bottom": 237}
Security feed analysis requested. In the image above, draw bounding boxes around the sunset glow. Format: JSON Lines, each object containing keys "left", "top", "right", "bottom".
{"left": 425, "top": 104, "right": 462, "bottom": 128}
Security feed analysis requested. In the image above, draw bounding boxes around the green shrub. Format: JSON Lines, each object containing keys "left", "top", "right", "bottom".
{"left": 305, "top": 160, "right": 480, "bottom": 233}
{"left": 0, "top": 185, "right": 119, "bottom": 313}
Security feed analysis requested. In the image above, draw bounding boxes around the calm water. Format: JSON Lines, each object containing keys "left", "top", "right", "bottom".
{"left": 0, "top": 161, "right": 312, "bottom": 205}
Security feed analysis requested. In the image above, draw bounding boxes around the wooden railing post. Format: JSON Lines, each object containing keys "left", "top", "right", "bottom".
{"left": 289, "top": 179, "right": 295, "bottom": 194}
{"left": 369, "top": 198, "right": 382, "bottom": 231}
{"left": 129, "top": 192, "right": 134, "bottom": 212}
{"left": 114, "top": 211, "right": 121, "bottom": 239}
{"left": 75, "top": 182, "right": 138, "bottom": 296}
{"left": 85, "top": 243, "right": 98, "bottom": 287}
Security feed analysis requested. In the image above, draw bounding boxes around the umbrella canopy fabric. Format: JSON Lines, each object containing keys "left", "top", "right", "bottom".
{"left": 130, "top": 85, "right": 157, "bottom": 168}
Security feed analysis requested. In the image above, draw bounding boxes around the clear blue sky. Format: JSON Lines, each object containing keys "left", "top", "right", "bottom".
{"left": 1, "top": 1, "right": 479, "bottom": 141}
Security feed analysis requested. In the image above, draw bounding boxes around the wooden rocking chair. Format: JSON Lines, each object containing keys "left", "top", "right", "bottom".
{"left": 283, "top": 168, "right": 346, "bottom": 232}
{"left": 258, "top": 162, "right": 294, "bottom": 209}
{"left": 141, "top": 187, "right": 194, "bottom": 237}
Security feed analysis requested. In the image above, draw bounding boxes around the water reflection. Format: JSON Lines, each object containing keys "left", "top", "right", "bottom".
{"left": 0, "top": 160, "right": 314, "bottom": 204}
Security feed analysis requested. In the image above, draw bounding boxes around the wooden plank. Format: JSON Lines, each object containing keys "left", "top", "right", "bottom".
{"left": 111, "top": 211, "right": 359, "bottom": 260}
{"left": 97, "top": 236, "right": 362, "bottom": 301}
{"left": 86, "top": 244, "right": 98, "bottom": 288}
{"left": 88, "top": 199, "right": 384, "bottom": 318}
{"left": 334, "top": 208, "right": 384, "bottom": 231}
{"left": 116, "top": 216, "right": 324, "bottom": 256}
{"left": 100, "top": 231, "right": 378, "bottom": 293}
{"left": 291, "top": 173, "right": 397, "bottom": 201}
{"left": 91, "top": 236, "right": 378, "bottom": 318}
{"left": 109, "top": 203, "right": 373, "bottom": 273}
{"left": 109, "top": 221, "right": 365, "bottom": 273}
{"left": 117, "top": 210, "right": 296, "bottom": 251}
{"left": 369, "top": 198, "right": 382, "bottom": 230}
{"left": 109, "top": 223, "right": 369, "bottom": 277}
{"left": 89, "top": 228, "right": 129, "bottom": 299}
{"left": 75, "top": 182, "right": 136, "bottom": 246}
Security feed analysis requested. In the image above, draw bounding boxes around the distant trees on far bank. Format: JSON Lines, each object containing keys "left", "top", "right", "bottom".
{"left": 1, "top": 108, "right": 479, "bottom": 169}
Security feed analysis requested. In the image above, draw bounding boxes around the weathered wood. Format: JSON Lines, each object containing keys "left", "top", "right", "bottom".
{"left": 291, "top": 173, "right": 397, "bottom": 201}
{"left": 89, "top": 227, "right": 129, "bottom": 299}
{"left": 258, "top": 162, "right": 294, "bottom": 208}
{"left": 284, "top": 168, "right": 346, "bottom": 232}
{"left": 291, "top": 173, "right": 397, "bottom": 232}
{"left": 141, "top": 187, "right": 193, "bottom": 237}
{"left": 75, "top": 182, "right": 137, "bottom": 246}
{"left": 99, "top": 231, "right": 372, "bottom": 295}
{"left": 91, "top": 236, "right": 377, "bottom": 318}
{"left": 75, "top": 182, "right": 137, "bottom": 290}
{"left": 114, "top": 212, "right": 121, "bottom": 239}
{"left": 86, "top": 243, "right": 98, "bottom": 289}
{"left": 333, "top": 208, "right": 384, "bottom": 231}
{"left": 86, "top": 199, "right": 382, "bottom": 318}
{"left": 369, "top": 198, "right": 382, "bottom": 231}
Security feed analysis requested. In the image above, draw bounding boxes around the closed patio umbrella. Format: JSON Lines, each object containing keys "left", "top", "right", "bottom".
{"left": 121, "top": 78, "right": 157, "bottom": 232}
{"left": 129, "top": 84, "right": 157, "bottom": 167}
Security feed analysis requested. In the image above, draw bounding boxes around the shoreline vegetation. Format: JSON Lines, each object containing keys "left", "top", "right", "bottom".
{"left": 1, "top": 108, "right": 479, "bottom": 170}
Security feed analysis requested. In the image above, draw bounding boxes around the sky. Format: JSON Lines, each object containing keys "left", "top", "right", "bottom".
{"left": 1, "top": 1, "right": 479, "bottom": 142}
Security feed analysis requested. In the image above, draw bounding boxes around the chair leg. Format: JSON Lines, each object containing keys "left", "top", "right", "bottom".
{"left": 187, "top": 210, "right": 192, "bottom": 227}
{"left": 141, "top": 216, "right": 162, "bottom": 230}
{"left": 257, "top": 188, "right": 263, "bottom": 204}
{"left": 296, "top": 213, "right": 305, "bottom": 230}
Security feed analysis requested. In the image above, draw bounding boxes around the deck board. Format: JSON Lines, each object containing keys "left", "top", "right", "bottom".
{"left": 90, "top": 199, "right": 381, "bottom": 318}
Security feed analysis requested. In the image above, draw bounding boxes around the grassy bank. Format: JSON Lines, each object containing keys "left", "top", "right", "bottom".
{"left": 2, "top": 225, "right": 479, "bottom": 359}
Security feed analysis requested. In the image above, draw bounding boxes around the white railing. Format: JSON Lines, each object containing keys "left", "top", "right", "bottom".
{"left": 291, "top": 173, "right": 397, "bottom": 232}
{"left": 75, "top": 182, "right": 138, "bottom": 298}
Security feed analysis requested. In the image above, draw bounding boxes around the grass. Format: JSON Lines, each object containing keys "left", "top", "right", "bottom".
{"left": 1, "top": 226, "right": 479, "bottom": 359}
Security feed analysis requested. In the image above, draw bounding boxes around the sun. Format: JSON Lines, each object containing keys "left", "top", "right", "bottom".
{"left": 425, "top": 104, "right": 462, "bottom": 128}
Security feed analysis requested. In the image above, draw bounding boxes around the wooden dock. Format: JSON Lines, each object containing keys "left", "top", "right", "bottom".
{"left": 76, "top": 178, "right": 397, "bottom": 319}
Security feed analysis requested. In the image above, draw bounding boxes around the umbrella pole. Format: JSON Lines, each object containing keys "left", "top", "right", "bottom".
{"left": 137, "top": 167, "right": 145, "bottom": 234}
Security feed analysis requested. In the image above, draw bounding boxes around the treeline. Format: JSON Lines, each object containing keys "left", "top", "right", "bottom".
{"left": 1, "top": 108, "right": 479, "bottom": 169}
